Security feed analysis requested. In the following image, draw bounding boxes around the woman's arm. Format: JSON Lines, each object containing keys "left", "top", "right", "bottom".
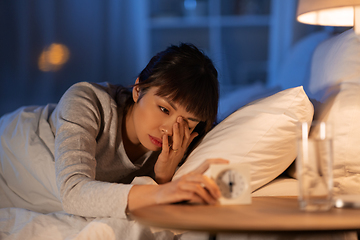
{"left": 53, "top": 82, "right": 133, "bottom": 218}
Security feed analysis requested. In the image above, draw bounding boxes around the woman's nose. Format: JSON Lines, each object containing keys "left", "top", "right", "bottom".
{"left": 160, "top": 125, "right": 172, "bottom": 136}
{"left": 160, "top": 120, "right": 175, "bottom": 136}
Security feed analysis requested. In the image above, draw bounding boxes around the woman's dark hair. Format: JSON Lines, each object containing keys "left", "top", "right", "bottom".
{"left": 120, "top": 43, "right": 219, "bottom": 159}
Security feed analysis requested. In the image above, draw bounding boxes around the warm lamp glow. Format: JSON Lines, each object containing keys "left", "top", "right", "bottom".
{"left": 298, "top": 6, "right": 354, "bottom": 26}
{"left": 297, "top": 0, "right": 360, "bottom": 34}
{"left": 38, "top": 43, "right": 70, "bottom": 72}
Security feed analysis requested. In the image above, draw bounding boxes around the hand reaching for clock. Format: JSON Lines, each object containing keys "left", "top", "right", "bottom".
{"left": 155, "top": 158, "right": 229, "bottom": 205}
{"left": 127, "top": 158, "right": 229, "bottom": 211}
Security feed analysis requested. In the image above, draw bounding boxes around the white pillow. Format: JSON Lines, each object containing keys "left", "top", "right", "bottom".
{"left": 252, "top": 176, "right": 299, "bottom": 197}
{"left": 173, "top": 86, "right": 314, "bottom": 192}
{"left": 315, "top": 82, "right": 360, "bottom": 195}
{"left": 309, "top": 28, "right": 360, "bottom": 99}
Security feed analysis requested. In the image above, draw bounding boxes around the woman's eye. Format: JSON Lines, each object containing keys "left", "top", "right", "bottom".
{"left": 159, "top": 106, "right": 169, "bottom": 114}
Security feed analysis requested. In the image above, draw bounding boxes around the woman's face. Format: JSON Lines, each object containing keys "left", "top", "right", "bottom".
{"left": 127, "top": 86, "right": 200, "bottom": 152}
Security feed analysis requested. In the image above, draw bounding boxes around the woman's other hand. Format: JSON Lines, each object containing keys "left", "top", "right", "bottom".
{"left": 154, "top": 117, "right": 198, "bottom": 184}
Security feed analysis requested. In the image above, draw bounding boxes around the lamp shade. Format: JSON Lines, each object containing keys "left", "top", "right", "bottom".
{"left": 297, "top": 0, "right": 360, "bottom": 26}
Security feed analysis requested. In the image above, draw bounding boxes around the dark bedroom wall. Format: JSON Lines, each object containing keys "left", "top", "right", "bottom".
{"left": 0, "top": 0, "right": 141, "bottom": 117}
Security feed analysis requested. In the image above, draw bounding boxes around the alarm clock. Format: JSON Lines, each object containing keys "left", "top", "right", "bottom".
{"left": 208, "top": 163, "right": 251, "bottom": 205}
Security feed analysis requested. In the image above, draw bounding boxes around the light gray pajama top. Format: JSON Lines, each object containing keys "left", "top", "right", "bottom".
{"left": 49, "top": 82, "right": 159, "bottom": 218}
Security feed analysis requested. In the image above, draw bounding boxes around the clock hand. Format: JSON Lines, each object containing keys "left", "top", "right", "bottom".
{"left": 229, "top": 172, "right": 233, "bottom": 193}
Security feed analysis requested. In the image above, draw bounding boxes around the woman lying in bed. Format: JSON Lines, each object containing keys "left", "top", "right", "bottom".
{"left": 0, "top": 43, "right": 227, "bottom": 218}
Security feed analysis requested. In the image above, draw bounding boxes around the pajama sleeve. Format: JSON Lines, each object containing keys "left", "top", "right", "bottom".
{"left": 52, "top": 82, "right": 133, "bottom": 218}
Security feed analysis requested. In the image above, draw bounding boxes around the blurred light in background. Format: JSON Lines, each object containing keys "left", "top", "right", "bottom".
{"left": 38, "top": 43, "right": 70, "bottom": 72}
{"left": 297, "top": 0, "right": 360, "bottom": 28}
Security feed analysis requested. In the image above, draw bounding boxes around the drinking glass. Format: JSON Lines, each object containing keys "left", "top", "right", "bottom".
{"left": 296, "top": 121, "right": 333, "bottom": 211}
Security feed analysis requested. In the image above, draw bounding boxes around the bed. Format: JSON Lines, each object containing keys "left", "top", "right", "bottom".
{"left": 1, "top": 28, "right": 360, "bottom": 240}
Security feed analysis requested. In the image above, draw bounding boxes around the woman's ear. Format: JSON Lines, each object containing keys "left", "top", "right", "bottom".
{"left": 132, "top": 78, "right": 140, "bottom": 103}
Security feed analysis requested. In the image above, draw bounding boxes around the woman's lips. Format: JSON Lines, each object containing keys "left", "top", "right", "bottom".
{"left": 149, "top": 135, "right": 162, "bottom": 148}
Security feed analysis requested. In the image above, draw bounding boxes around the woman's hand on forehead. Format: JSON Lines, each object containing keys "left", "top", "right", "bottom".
{"left": 154, "top": 116, "right": 198, "bottom": 184}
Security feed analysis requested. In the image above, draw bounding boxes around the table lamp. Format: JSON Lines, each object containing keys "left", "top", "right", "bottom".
{"left": 296, "top": 0, "right": 360, "bottom": 35}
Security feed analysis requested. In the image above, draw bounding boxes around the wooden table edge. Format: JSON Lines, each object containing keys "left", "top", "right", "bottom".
{"left": 130, "top": 196, "right": 360, "bottom": 233}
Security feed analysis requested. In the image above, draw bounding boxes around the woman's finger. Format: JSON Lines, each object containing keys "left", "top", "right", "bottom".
{"left": 175, "top": 117, "right": 185, "bottom": 150}
{"left": 183, "top": 174, "right": 221, "bottom": 200}
{"left": 171, "top": 121, "right": 180, "bottom": 152}
{"left": 182, "top": 120, "right": 192, "bottom": 148}
{"left": 186, "top": 195, "right": 206, "bottom": 204}
{"left": 162, "top": 134, "right": 170, "bottom": 155}
{"left": 183, "top": 122, "right": 190, "bottom": 140}
{"left": 179, "top": 182, "right": 217, "bottom": 204}
{"left": 177, "top": 117, "right": 185, "bottom": 141}
{"left": 174, "top": 190, "right": 205, "bottom": 204}
{"left": 186, "top": 131, "right": 198, "bottom": 149}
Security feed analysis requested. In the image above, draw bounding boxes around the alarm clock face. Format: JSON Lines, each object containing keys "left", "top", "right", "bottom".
{"left": 216, "top": 169, "right": 247, "bottom": 199}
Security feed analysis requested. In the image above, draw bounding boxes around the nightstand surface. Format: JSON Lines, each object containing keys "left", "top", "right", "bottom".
{"left": 130, "top": 196, "right": 360, "bottom": 233}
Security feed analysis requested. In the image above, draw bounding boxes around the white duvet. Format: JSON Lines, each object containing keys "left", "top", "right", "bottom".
{"left": 0, "top": 207, "right": 177, "bottom": 240}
